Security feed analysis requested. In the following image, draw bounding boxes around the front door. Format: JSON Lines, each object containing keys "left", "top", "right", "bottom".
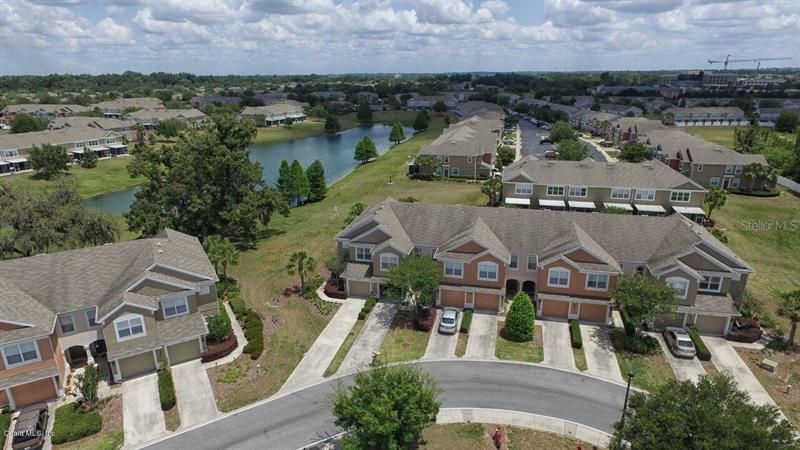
{"left": 443, "top": 167, "right": 450, "bottom": 177}
{"left": 568, "top": 302, "right": 580, "bottom": 320}
{"left": 722, "top": 176, "right": 732, "bottom": 188}
{"left": 465, "top": 291, "right": 475, "bottom": 309}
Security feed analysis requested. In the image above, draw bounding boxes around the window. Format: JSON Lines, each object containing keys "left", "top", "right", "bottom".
{"left": 730, "top": 178, "right": 740, "bottom": 188}
{"left": 162, "top": 297, "right": 189, "bottom": 318}
{"left": 634, "top": 189, "right": 655, "bottom": 201}
{"left": 2, "top": 150, "right": 19, "bottom": 158}
{"left": 666, "top": 277, "right": 689, "bottom": 299}
{"left": 477, "top": 262, "right": 498, "bottom": 281}
{"left": 436, "top": 155, "right": 443, "bottom": 163}
{"left": 443, "top": 156, "right": 449, "bottom": 163}
{"left": 710, "top": 177, "right": 720, "bottom": 187}
{"left": 2, "top": 341, "right": 40, "bottom": 368}
{"left": 696, "top": 164, "right": 703, "bottom": 172}
{"left": 444, "top": 261, "right": 464, "bottom": 278}
{"left": 59, "top": 314, "right": 75, "bottom": 333}
{"left": 509, "top": 254, "right": 518, "bottom": 269}
{"left": 355, "top": 246, "right": 372, "bottom": 262}
{"left": 86, "top": 310, "right": 97, "bottom": 327}
{"left": 199, "top": 285, "right": 211, "bottom": 295}
{"left": 670, "top": 191, "right": 691, "bottom": 202}
{"left": 548, "top": 268, "right": 570, "bottom": 287}
{"left": 380, "top": 253, "right": 398, "bottom": 271}
{"left": 569, "top": 186, "right": 587, "bottom": 197}
{"left": 74, "top": 141, "right": 85, "bottom": 149}
{"left": 114, "top": 315, "right": 145, "bottom": 341}
{"left": 724, "top": 165, "right": 733, "bottom": 174}
{"left": 88, "top": 139, "right": 99, "bottom": 147}
{"left": 527, "top": 256, "right": 536, "bottom": 271}
{"left": 586, "top": 273, "right": 609, "bottom": 290}
{"left": 734, "top": 165, "right": 742, "bottom": 174}
{"left": 546, "top": 185, "right": 565, "bottom": 196}
{"left": 515, "top": 183, "right": 533, "bottom": 195}
{"left": 699, "top": 275, "right": 722, "bottom": 293}
{"left": 611, "top": 188, "right": 631, "bottom": 200}
{"left": 106, "top": 137, "right": 115, "bottom": 144}
{"left": 451, "top": 167, "right": 459, "bottom": 176}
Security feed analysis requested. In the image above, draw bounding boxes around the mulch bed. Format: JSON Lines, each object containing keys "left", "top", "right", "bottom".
{"left": 391, "top": 310, "right": 416, "bottom": 329}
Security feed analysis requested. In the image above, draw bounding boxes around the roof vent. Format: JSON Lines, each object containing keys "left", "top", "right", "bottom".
{"left": 643, "top": 163, "right": 654, "bottom": 169}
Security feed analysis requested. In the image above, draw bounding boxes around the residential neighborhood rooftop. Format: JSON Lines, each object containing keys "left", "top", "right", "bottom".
{"left": 646, "top": 129, "right": 768, "bottom": 166}
{"left": 0, "top": 126, "right": 119, "bottom": 151}
{"left": 418, "top": 115, "right": 503, "bottom": 157}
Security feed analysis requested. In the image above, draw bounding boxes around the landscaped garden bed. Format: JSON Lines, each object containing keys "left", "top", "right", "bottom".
{"left": 378, "top": 310, "right": 432, "bottom": 363}
{"left": 51, "top": 403, "right": 102, "bottom": 445}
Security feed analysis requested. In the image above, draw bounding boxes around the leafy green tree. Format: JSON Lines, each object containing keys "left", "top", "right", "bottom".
{"left": 614, "top": 274, "right": 679, "bottom": 336}
{"left": 284, "top": 117, "right": 294, "bottom": 128}
{"left": 276, "top": 159, "right": 292, "bottom": 202}
{"left": 504, "top": 292, "right": 535, "bottom": 342}
{"left": 203, "top": 235, "right": 239, "bottom": 278}
{"left": 414, "top": 154, "right": 438, "bottom": 175}
{"left": 412, "top": 111, "right": 430, "bottom": 131}
{"left": 125, "top": 114, "right": 289, "bottom": 245}
{"left": 553, "top": 139, "right": 588, "bottom": 161}
{"left": 432, "top": 100, "right": 447, "bottom": 112}
{"left": 777, "top": 289, "right": 800, "bottom": 345}
{"left": 155, "top": 118, "right": 186, "bottom": 138}
{"left": 774, "top": 111, "right": 799, "bottom": 133}
{"left": 289, "top": 160, "right": 310, "bottom": 205}
{"left": 497, "top": 146, "right": 515, "bottom": 165}
{"left": 611, "top": 374, "right": 795, "bottom": 450}
{"left": 389, "top": 122, "right": 406, "bottom": 145}
{"left": 344, "top": 202, "right": 367, "bottom": 226}
{"left": 325, "top": 114, "right": 341, "bottom": 134}
{"left": 75, "top": 364, "right": 99, "bottom": 411}
{"left": 29, "top": 144, "right": 70, "bottom": 179}
{"left": 386, "top": 256, "right": 442, "bottom": 308}
{"left": 10, "top": 113, "right": 48, "bottom": 133}
{"left": 356, "top": 101, "right": 373, "bottom": 123}
{"left": 354, "top": 136, "right": 378, "bottom": 164}
{"left": 306, "top": 159, "right": 327, "bottom": 202}
{"left": 286, "top": 251, "right": 316, "bottom": 293}
{"left": 331, "top": 364, "right": 440, "bottom": 450}
{"left": 79, "top": 147, "right": 98, "bottom": 168}
{"left": 619, "top": 143, "right": 650, "bottom": 162}
{"left": 742, "top": 162, "right": 777, "bottom": 192}
{"left": 548, "top": 121, "right": 576, "bottom": 143}
{"left": 481, "top": 176, "right": 503, "bottom": 206}
{"left": 704, "top": 187, "right": 727, "bottom": 220}
{"left": 311, "top": 104, "right": 327, "bottom": 118}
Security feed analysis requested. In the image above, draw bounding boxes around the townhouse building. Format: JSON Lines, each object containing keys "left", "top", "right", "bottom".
{"left": 598, "top": 104, "right": 643, "bottom": 117}
{"left": 336, "top": 199, "right": 749, "bottom": 336}
{"left": 0, "top": 104, "right": 91, "bottom": 125}
{"left": 661, "top": 107, "right": 747, "bottom": 127}
{"left": 412, "top": 114, "right": 502, "bottom": 179}
{"left": 606, "top": 117, "right": 666, "bottom": 147}
{"left": 239, "top": 102, "right": 308, "bottom": 127}
{"left": 125, "top": 108, "right": 208, "bottom": 130}
{"left": 0, "top": 229, "right": 219, "bottom": 411}
{"left": 406, "top": 94, "right": 458, "bottom": 111}
{"left": 91, "top": 97, "right": 165, "bottom": 118}
{"left": 189, "top": 96, "right": 242, "bottom": 109}
{"left": 48, "top": 116, "right": 137, "bottom": 140}
{"left": 502, "top": 158, "right": 708, "bottom": 223}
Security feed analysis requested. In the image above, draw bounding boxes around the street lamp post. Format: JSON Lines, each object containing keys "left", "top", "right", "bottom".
{"left": 620, "top": 369, "right": 635, "bottom": 427}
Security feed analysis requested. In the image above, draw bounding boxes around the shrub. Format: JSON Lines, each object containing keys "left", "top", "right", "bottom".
{"left": 503, "top": 292, "right": 535, "bottom": 342}
{"left": 358, "top": 297, "right": 378, "bottom": 320}
{"left": 216, "top": 277, "right": 240, "bottom": 299}
{"left": 201, "top": 334, "right": 238, "bottom": 362}
{"left": 569, "top": 320, "right": 583, "bottom": 349}
{"left": 710, "top": 228, "right": 729, "bottom": 243}
{"left": 157, "top": 361, "right": 176, "bottom": 411}
{"left": 621, "top": 333, "right": 660, "bottom": 355}
{"left": 304, "top": 275, "right": 325, "bottom": 298}
{"left": 207, "top": 300, "right": 233, "bottom": 343}
{"left": 242, "top": 310, "right": 264, "bottom": 360}
{"left": 460, "top": 309, "right": 474, "bottom": 333}
{"left": 229, "top": 296, "right": 247, "bottom": 320}
{"left": 50, "top": 403, "right": 102, "bottom": 444}
{"left": 759, "top": 314, "right": 779, "bottom": 329}
{"left": 76, "top": 363, "right": 99, "bottom": 408}
{"left": 620, "top": 307, "right": 636, "bottom": 338}
{"left": 687, "top": 327, "right": 712, "bottom": 361}
{"left": 0, "top": 409, "right": 10, "bottom": 448}
{"left": 414, "top": 308, "right": 436, "bottom": 332}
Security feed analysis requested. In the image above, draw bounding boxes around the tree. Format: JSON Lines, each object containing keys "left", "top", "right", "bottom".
{"left": 548, "top": 121, "right": 576, "bottom": 143}
{"left": 481, "top": 176, "right": 503, "bottom": 206}
{"left": 354, "top": 136, "right": 378, "bottom": 164}
{"left": 742, "top": 162, "right": 776, "bottom": 192}
{"left": 704, "top": 187, "right": 727, "bottom": 220}
{"left": 326, "top": 254, "right": 346, "bottom": 280}
{"left": 28, "top": 144, "right": 70, "bottom": 179}
{"left": 79, "top": 147, "right": 98, "bottom": 168}
{"left": 311, "top": 104, "right": 327, "bottom": 118}
{"left": 331, "top": 364, "right": 440, "bottom": 450}
{"left": 432, "top": 100, "right": 447, "bottom": 112}
{"left": 306, "top": 159, "right": 327, "bottom": 202}
{"left": 204, "top": 235, "right": 239, "bottom": 278}
{"left": 613, "top": 273, "right": 679, "bottom": 336}
{"left": 386, "top": 256, "right": 442, "bottom": 308}
{"left": 276, "top": 159, "right": 292, "bottom": 202}
{"left": 344, "top": 202, "right": 367, "bottom": 226}
{"left": 611, "top": 374, "right": 795, "bottom": 450}
{"left": 284, "top": 117, "right": 294, "bottom": 128}
{"left": 497, "top": 146, "right": 515, "bottom": 166}
{"left": 75, "top": 364, "right": 99, "bottom": 411}
{"left": 389, "top": 122, "right": 406, "bottom": 145}
{"left": 777, "top": 289, "right": 800, "bottom": 346}
{"left": 412, "top": 111, "right": 430, "bottom": 132}
{"left": 414, "top": 154, "right": 438, "bottom": 176}
{"left": 125, "top": 114, "right": 289, "bottom": 245}
{"left": 619, "top": 143, "right": 650, "bottom": 162}
{"left": 504, "top": 292, "right": 535, "bottom": 342}
{"left": 774, "top": 111, "right": 799, "bottom": 133}
{"left": 356, "top": 101, "right": 373, "bottom": 123}
{"left": 553, "top": 139, "right": 588, "bottom": 161}
{"left": 155, "top": 118, "right": 186, "bottom": 138}
{"left": 10, "top": 113, "right": 48, "bottom": 133}
{"left": 325, "top": 114, "right": 341, "bottom": 134}
{"left": 286, "top": 251, "right": 316, "bottom": 293}
{"left": 289, "top": 159, "right": 310, "bottom": 205}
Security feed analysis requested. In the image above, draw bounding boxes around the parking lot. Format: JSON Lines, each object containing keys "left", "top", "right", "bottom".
{"left": 518, "top": 117, "right": 606, "bottom": 162}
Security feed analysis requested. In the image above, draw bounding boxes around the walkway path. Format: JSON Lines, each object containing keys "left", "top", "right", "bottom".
{"left": 338, "top": 302, "right": 397, "bottom": 373}
{"left": 541, "top": 320, "right": 576, "bottom": 370}
{"left": 282, "top": 299, "right": 365, "bottom": 390}
{"left": 702, "top": 336, "right": 777, "bottom": 406}
{"left": 203, "top": 302, "right": 247, "bottom": 369}
{"left": 581, "top": 324, "right": 623, "bottom": 383}
{"left": 123, "top": 374, "right": 166, "bottom": 447}
{"left": 650, "top": 332, "right": 705, "bottom": 383}
{"left": 172, "top": 360, "right": 219, "bottom": 428}
{"left": 465, "top": 313, "right": 497, "bottom": 359}
{"left": 423, "top": 310, "right": 461, "bottom": 359}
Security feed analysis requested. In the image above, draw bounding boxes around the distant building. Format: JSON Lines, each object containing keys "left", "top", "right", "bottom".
{"left": 189, "top": 96, "right": 241, "bottom": 108}
{"left": 406, "top": 94, "right": 458, "bottom": 111}
{"left": 739, "top": 77, "right": 787, "bottom": 89}
{"left": 413, "top": 114, "right": 503, "bottom": 179}
{"left": 661, "top": 107, "right": 746, "bottom": 127}
{"left": 599, "top": 104, "right": 643, "bottom": 117}
{"left": 48, "top": 116, "right": 137, "bottom": 140}
{"left": 454, "top": 101, "right": 505, "bottom": 120}
{"left": 91, "top": 97, "right": 165, "bottom": 118}
{"left": 0, "top": 104, "right": 91, "bottom": 124}
{"left": 239, "top": 102, "right": 308, "bottom": 127}
{"left": 125, "top": 109, "right": 207, "bottom": 129}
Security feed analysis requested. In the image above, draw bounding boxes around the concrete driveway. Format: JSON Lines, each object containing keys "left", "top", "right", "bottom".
{"left": 122, "top": 373, "right": 166, "bottom": 447}
{"left": 338, "top": 302, "right": 397, "bottom": 373}
{"left": 423, "top": 310, "right": 461, "bottom": 359}
{"left": 702, "top": 336, "right": 777, "bottom": 406}
{"left": 465, "top": 313, "right": 497, "bottom": 359}
{"left": 541, "top": 320, "right": 576, "bottom": 370}
{"left": 172, "top": 360, "right": 219, "bottom": 428}
{"left": 580, "top": 324, "right": 623, "bottom": 383}
{"left": 651, "top": 332, "right": 705, "bottom": 382}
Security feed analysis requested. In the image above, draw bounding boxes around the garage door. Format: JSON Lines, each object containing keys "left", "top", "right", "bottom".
{"left": 653, "top": 313, "right": 685, "bottom": 330}
{"left": 440, "top": 289, "right": 465, "bottom": 308}
{"left": 348, "top": 280, "right": 372, "bottom": 298}
{"left": 475, "top": 293, "right": 500, "bottom": 312}
{"left": 578, "top": 303, "right": 608, "bottom": 323}
{"left": 119, "top": 351, "right": 157, "bottom": 379}
{"left": 167, "top": 339, "right": 201, "bottom": 365}
{"left": 11, "top": 378, "right": 58, "bottom": 409}
{"left": 694, "top": 315, "right": 728, "bottom": 335}
{"left": 541, "top": 299, "right": 569, "bottom": 319}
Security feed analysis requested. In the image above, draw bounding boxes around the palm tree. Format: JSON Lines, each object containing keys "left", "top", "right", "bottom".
{"left": 203, "top": 235, "right": 239, "bottom": 278}
{"left": 481, "top": 176, "right": 503, "bottom": 206}
{"left": 286, "top": 251, "right": 316, "bottom": 293}
{"left": 778, "top": 289, "right": 800, "bottom": 347}
{"left": 742, "top": 163, "right": 765, "bottom": 192}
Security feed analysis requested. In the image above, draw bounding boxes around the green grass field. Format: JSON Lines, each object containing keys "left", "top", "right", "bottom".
{"left": 495, "top": 325, "right": 544, "bottom": 363}
{"left": 684, "top": 126, "right": 795, "bottom": 150}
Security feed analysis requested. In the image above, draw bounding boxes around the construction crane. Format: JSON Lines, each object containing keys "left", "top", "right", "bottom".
{"left": 707, "top": 54, "right": 792, "bottom": 71}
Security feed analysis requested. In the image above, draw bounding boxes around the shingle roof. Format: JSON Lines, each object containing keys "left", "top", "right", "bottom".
{"left": 419, "top": 115, "right": 502, "bottom": 157}
{"left": 91, "top": 97, "right": 165, "bottom": 111}
{"left": 125, "top": 108, "right": 206, "bottom": 121}
{"left": 49, "top": 116, "right": 135, "bottom": 131}
{"left": 647, "top": 129, "right": 768, "bottom": 165}
{"left": 0, "top": 127, "right": 117, "bottom": 152}
{"left": 1, "top": 104, "right": 91, "bottom": 115}
{"left": 240, "top": 103, "right": 305, "bottom": 116}
{"left": 156, "top": 312, "right": 208, "bottom": 345}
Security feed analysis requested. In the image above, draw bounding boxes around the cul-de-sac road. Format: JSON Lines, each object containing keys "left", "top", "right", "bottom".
{"left": 143, "top": 360, "right": 628, "bottom": 450}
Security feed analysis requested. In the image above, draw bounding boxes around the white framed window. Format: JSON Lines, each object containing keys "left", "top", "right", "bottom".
{"left": 2, "top": 150, "right": 19, "bottom": 158}
{"left": 569, "top": 186, "right": 588, "bottom": 197}
{"left": 666, "top": 277, "right": 689, "bottom": 299}
{"left": 436, "top": 155, "right": 443, "bottom": 163}
{"left": 162, "top": 297, "right": 189, "bottom": 318}
{"left": 444, "top": 260, "right": 464, "bottom": 278}
{"left": 515, "top": 183, "right": 533, "bottom": 195}
{"left": 59, "top": 314, "right": 75, "bottom": 334}
{"left": 199, "top": 285, "right": 211, "bottom": 295}
{"left": 443, "top": 156, "right": 449, "bottom": 164}
{"left": 88, "top": 139, "right": 99, "bottom": 147}
{"left": 548, "top": 268, "right": 570, "bottom": 287}
{"left": 699, "top": 275, "right": 722, "bottom": 293}
{"left": 451, "top": 167, "right": 459, "bottom": 176}
{"left": 114, "top": 315, "right": 146, "bottom": 341}
{"left": 477, "top": 261, "right": 499, "bottom": 281}
{"left": 586, "top": 273, "right": 609, "bottom": 291}
{"left": 730, "top": 178, "right": 740, "bottom": 188}
{"left": 106, "top": 137, "right": 116, "bottom": 145}
{"left": 86, "top": 310, "right": 98, "bottom": 327}
{"left": 527, "top": 256, "right": 536, "bottom": 271}
{"left": 74, "top": 141, "right": 85, "bottom": 149}
{"left": 734, "top": 165, "right": 742, "bottom": 174}
{"left": 1, "top": 341, "right": 41, "bottom": 368}
{"left": 710, "top": 177, "right": 720, "bottom": 187}
{"left": 670, "top": 191, "right": 691, "bottom": 202}
{"left": 611, "top": 188, "right": 631, "bottom": 200}
{"left": 354, "top": 246, "right": 372, "bottom": 262}
{"left": 634, "top": 189, "right": 655, "bottom": 201}
{"left": 380, "top": 253, "right": 399, "bottom": 271}
{"left": 509, "top": 254, "right": 518, "bottom": 269}
{"left": 724, "top": 165, "right": 733, "bottom": 174}
{"left": 546, "top": 185, "right": 565, "bottom": 196}
{"left": 696, "top": 164, "right": 703, "bottom": 172}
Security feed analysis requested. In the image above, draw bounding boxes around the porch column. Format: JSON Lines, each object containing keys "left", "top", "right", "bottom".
{"left": 53, "top": 376, "right": 64, "bottom": 397}
{"left": 724, "top": 316, "right": 732, "bottom": 335}
{"left": 84, "top": 345, "right": 95, "bottom": 365}
{"left": 112, "top": 360, "right": 122, "bottom": 383}
{"left": 199, "top": 336, "right": 207, "bottom": 353}
{"left": 5, "top": 388, "right": 15, "bottom": 411}
{"left": 153, "top": 349, "right": 160, "bottom": 369}
{"left": 163, "top": 346, "right": 171, "bottom": 366}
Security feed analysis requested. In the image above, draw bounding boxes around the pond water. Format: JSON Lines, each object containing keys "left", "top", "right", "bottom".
{"left": 83, "top": 123, "right": 412, "bottom": 215}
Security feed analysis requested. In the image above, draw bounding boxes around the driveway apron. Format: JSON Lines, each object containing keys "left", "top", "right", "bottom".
{"left": 423, "top": 310, "right": 461, "bottom": 359}
{"left": 650, "top": 332, "right": 705, "bottom": 382}
{"left": 122, "top": 373, "right": 166, "bottom": 447}
{"left": 580, "top": 324, "right": 624, "bottom": 383}
{"left": 465, "top": 313, "right": 497, "bottom": 359}
{"left": 702, "top": 336, "right": 777, "bottom": 406}
{"left": 541, "top": 320, "right": 576, "bottom": 370}
{"left": 338, "top": 302, "right": 397, "bottom": 373}
{"left": 172, "top": 360, "right": 219, "bottom": 428}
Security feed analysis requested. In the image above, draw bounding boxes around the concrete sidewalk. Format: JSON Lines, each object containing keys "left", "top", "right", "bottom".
{"left": 282, "top": 299, "right": 365, "bottom": 390}
{"left": 172, "top": 360, "right": 219, "bottom": 428}
{"left": 339, "top": 302, "right": 397, "bottom": 373}
{"left": 650, "top": 332, "right": 705, "bottom": 383}
{"left": 581, "top": 324, "right": 623, "bottom": 383}
{"left": 122, "top": 374, "right": 166, "bottom": 447}
{"left": 541, "top": 320, "right": 576, "bottom": 370}
{"left": 423, "top": 310, "right": 461, "bottom": 359}
{"left": 465, "top": 313, "right": 497, "bottom": 359}
{"left": 702, "top": 336, "right": 777, "bottom": 406}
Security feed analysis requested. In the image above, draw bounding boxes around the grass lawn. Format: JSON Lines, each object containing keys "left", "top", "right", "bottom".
{"left": 456, "top": 332, "right": 468, "bottom": 357}
{"left": 324, "top": 318, "right": 366, "bottom": 377}
{"left": 378, "top": 310, "right": 431, "bottom": 364}
{"left": 164, "top": 406, "right": 180, "bottom": 432}
{"left": 736, "top": 347, "right": 800, "bottom": 428}
{"left": 496, "top": 324, "right": 544, "bottom": 363}
{"left": 54, "top": 395, "right": 122, "bottom": 450}
{"left": 609, "top": 329, "right": 675, "bottom": 392}
{"left": 684, "top": 126, "right": 795, "bottom": 150}
{"left": 419, "top": 423, "right": 596, "bottom": 450}
{"left": 573, "top": 346, "right": 588, "bottom": 371}
{"left": 0, "top": 410, "right": 10, "bottom": 449}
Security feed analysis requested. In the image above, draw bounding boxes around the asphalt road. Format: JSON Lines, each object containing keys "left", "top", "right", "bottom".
{"left": 144, "top": 361, "right": 628, "bottom": 450}
{"left": 519, "top": 118, "right": 606, "bottom": 162}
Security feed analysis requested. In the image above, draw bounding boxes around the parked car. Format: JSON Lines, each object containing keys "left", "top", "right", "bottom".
{"left": 663, "top": 327, "right": 697, "bottom": 358}
{"left": 540, "top": 124, "right": 551, "bottom": 130}
{"left": 12, "top": 403, "right": 49, "bottom": 450}
{"left": 438, "top": 307, "right": 460, "bottom": 334}
{"left": 539, "top": 137, "right": 552, "bottom": 144}
{"left": 544, "top": 150, "right": 557, "bottom": 159}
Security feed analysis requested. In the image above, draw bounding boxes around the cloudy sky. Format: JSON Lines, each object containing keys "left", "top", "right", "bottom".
{"left": 0, "top": 0, "right": 798, "bottom": 75}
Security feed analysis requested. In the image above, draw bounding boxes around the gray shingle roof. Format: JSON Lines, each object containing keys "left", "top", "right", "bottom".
{"left": 49, "top": 116, "right": 135, "bottom": 131}
{"left": 1, "top": 104, "right": 90, "bottom": 115}
{"left": 125, "top": 108, "right": 206, "bottom": 121}
{"left": 156, "top": 312, "right": 208, "bottom": 346}
{"left": 419, "top": 115, "right": 502, "bottom": 157}
{"left": 0, "top": 127, "right": 118, "bottom": 152}
{"left": 647, "top": 129, "right": 768, "bottom": 165}
{"left": 91, "top": 97, "right": 165, "bottom": 111}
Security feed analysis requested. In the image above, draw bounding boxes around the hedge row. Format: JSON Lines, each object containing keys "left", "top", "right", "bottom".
{"left": 158, "top": 363, "right": 176, "bottom": 411}
{"left": 569, "top": 320, "right": 583, "bottom": 349}
{"left": 358, "top": 297, "right": 377, "bottom": 320}
{"left": 242, "top": 310, "right": 264, "bottom": 360}
{"left": 229, "top": 296, "right": 247, "bottom": 320}
{"left": 460, "top": 309, "right": 474, "bottom": 334}
{"left": 50, "top": 403, "right": 102, "bottom": 444}
{"left": 687, "top": 327, "right": 712, "bottom": 361}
